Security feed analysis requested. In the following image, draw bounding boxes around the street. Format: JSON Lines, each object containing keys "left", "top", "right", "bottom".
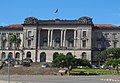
{"left": 0, "top": 75, "right": 119, "bottom": 83}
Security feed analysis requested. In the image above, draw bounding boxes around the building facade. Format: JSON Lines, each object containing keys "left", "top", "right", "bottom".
{"left": 0, "top": 16, "right": 120, "bottom": 66}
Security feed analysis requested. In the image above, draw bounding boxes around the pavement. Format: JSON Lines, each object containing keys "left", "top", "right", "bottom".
{"left": 0, "top": 75, "right": 120, "bottom": 83}
{"left": 0, "top": 80, "right": 25, "bottom": 83}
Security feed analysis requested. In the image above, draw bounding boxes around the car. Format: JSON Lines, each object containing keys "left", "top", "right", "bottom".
{"left": 22, "top": 58, "right": 33, "bottom": 67}
{"left": 41, "top": 64, "right": 49, "bottom": 68}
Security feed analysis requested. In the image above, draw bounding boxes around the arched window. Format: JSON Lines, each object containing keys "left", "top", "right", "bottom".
{"left": 15, "top": 52, "right": 20, "bottom": 59}
{"left": 1, "top": 52, "right": 6, "bottom": 59}
{"left": 66, "top": 52, "right": 73, "bottom": 57}
{"left": 8, "top": 52, "right": 13, "bottom": 59}
{"left": 53, "top": 52, "right": 59, "bottom": 60}
{"left": 68, "top": 38, "right": 74, "bottom": 48}
{"left": 81, "top": 52, "right": 86, "bottom": 60}
{"left": 55, "top": 37, "right": 60, "bottom": 48}
{"left": 43, "top": 37, "right": 48, "bottom": 47}
{"left": 40, "top": 52, "right": 46, "bottom": 62}
{"left": 26, "top": 51, "right": 31, "bottom": 58}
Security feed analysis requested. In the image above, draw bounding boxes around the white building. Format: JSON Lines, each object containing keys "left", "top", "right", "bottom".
{"left": 0, "top": 16, "right": 120, "bottom": 66}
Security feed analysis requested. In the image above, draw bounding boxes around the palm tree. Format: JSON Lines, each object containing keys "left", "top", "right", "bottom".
{"left": 8, "top": 33, "right": 21, "bottom": 60}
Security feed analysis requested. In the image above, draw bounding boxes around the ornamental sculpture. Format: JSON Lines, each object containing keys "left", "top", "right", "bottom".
{"left": 79, "top": 16, "right": 93, "bottom": 25}
{"left": 24, "top": 17, "right": 38, "bottom": 24}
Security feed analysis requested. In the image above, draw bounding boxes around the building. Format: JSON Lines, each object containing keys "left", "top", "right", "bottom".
{"left": 0, "top": 16, "right": 120, "bottom": 66}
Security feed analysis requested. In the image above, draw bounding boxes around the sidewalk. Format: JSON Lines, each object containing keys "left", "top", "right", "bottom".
{"left": 0, "top": 80, "right": 27, "bottom": 83}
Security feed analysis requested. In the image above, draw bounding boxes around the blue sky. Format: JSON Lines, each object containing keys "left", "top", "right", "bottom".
{"left": 0, "top": 0, "right": 120, "bottom": 26}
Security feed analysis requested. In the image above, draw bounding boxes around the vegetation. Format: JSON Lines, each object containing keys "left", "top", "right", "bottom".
{"left": 8, "top": 33, "right": 21, "bottom": 49}
{"left": 70, "top": 68, "right": 118, "bottom": 75}
{"left": 8, "top": 33, "right": 21, "bottom": 62}
{"left": 98, "top": 48, "right": 120, "bottom": 74}
{"left": 52, "top": 53, "right": 92, "bottom": 68}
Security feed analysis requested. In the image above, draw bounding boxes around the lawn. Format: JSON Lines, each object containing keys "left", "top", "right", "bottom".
{"left": 70, "top": 68, "right": 119, "bottom": 75}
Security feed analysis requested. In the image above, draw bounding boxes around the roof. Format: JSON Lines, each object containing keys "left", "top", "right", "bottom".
{"left": 93, "top": 24, "right": 120, "bottom": 30}
{"left": 94, "top": 24, "right": 117, "bottom": 27}
{"left": 0, "top": 24, "right": 23, "bottom": 30}
{"left": 8, "top": 24, "right": 23, "bottom": 28}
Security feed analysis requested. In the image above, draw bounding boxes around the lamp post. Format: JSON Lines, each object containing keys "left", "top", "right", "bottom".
{"left": 7, "top": 53, "right": 12, "bottom": 83}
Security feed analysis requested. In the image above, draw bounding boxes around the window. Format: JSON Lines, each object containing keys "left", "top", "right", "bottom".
{"left": 68, "top": 38, "right": 74, "bottom": 48}
{"left": 1, "top": 52, "right": 6, "bottom": 59}
{"left": 28, "top": 31, "right": 32, "bottom": 37}
{"left": 82, "top": 40, "right": 86, "bottom": 47}
{"left": 55, "top": 37, "right": 60, "bottom": 48}
{"left": 113, "top": 33, "right": 117, "bottom": 39}
{"left": 82, "top": 52, "right": 86, "bottom": 60}
{"left": 43, "top": 37, "right": 48, "bottom": 47}
{"left": 83, "top": 31, "right": 86, "bottom": 37}
{"left": 113, "top": 42, "right": 117, "bottom": 48}
{"left": 98, "top": 33, "right": 102, "bottom": 39}
{"left": 26, "top": 52, "right": 31, "bottom": 58}
{"left": 98, "top": 42, "right": 101, "bottom": 49}
{"left": 28, "top": 40, "right": 31, "bottom": 47}
{"left": 105, "top": 33, "right": 109, "bottom": 39}
{"left": 2, "top": 33, "right": 6, "bottom": 37}
{"left": 106, "top": 42, "right": 110, "bottom": 48}
{"left": 2, "top": 41, "right": 6, "bottom": 49}
{"left": 15, "top": 52, "right": 20, "bottom": 58}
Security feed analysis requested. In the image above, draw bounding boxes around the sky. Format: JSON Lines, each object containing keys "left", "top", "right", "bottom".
{"left": 0, "top": 0, "right": 120, "bottom": 26}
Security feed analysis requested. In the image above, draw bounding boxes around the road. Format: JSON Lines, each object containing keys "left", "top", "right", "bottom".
{"left": 0, "top": 75, "right": 119, "bottom": 83}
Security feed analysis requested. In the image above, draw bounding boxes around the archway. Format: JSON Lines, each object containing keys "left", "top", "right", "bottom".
{"left": 53, "top": 52, "right": 59, "bottom": 60}
{"left": 81, "top": 52, "right": 86, "bottom": 59}
{"left": 15, "top": 52, "right": 20, "bottom": 59}
{"left": 8, "top": 52, "right": 13, "bottom": 60}
{"left": 1, "top": 52, "right": 6, "bottom": 60}
{"left": 66, "top": 52, "right": 73, "bottom": 56}
{"left": 40, "top": 52, "right": 46, "bottom": 62}
{"left": 26, "top": 51, "right": 31, "bottom": 58}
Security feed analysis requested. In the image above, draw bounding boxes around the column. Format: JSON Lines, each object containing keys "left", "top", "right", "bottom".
{"left": 61, "top": 29, "right": 63, "bottom": 47}
{"left": 47, "top": 29, "right": 50, "bottom": 47}
{"left": 38, "top": 30, "right": 40, "bottom": 49}
{"left": 74, "top": 30, "right": 77, "bottom": 47}
{"left": 50, "top": 29, "right": 53, "bottom": 47}
{"left": 6, "top": 33, "right": 9, "bottom": 49}
{"left": 63, "top": 29, "right": 66, "bottom": 47}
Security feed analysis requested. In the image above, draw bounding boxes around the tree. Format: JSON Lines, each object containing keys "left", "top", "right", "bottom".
{"left": 8, "top": 33, "right": 21, "bottom": 61}
{"left": 98, "top": 48, "right": 120, "bottom": 74}
{"left": 52, "top": 53, "right": 92, "bottom": 75}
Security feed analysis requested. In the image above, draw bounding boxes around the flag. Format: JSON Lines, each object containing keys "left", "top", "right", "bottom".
{"left": 54, "top": 9, "right": 58, "bottom": 13}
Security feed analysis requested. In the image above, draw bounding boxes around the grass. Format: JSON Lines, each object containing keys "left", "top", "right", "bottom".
{"left": 70, "top": 68, "right": 119, "bottom": 75}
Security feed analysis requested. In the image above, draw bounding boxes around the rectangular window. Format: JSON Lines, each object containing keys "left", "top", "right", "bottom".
{"left": 113, "top": 42, "right": 117, "bottom": 48}
{"left": 82, "top": 40, "right": 86, "bottom": 47}
{"left": 28, "top": 31, "right": 32, "bottom": 37}
{"left": 28, "top": 40, "right": 31, "bottom": 47}
{"left": 2, "top": 33, "right": 6, "bottom": 37}
{"left": 98, "top": 33, "right": 102, "bottom": 39}
{"left": 83, "top": 31, "right": 86, "bottom": 37}
{"left": 105, "top": 33, "right": 109, "bottom": 39}
{"left": 113, "top": 33, "right": 117, "bottom": 39}
{"left": 98, "top": 42, "right": 101, "bottom": 49}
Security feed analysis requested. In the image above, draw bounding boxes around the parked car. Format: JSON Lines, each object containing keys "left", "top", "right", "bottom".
{"left": 41, "top": 64, "right": 49, "bottom": 68}
{"left": 22, "top": 58, "right": 33, "bottom": 67}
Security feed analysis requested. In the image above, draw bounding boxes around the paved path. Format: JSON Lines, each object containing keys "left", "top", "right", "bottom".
{"left": 0, "top": 75, "right": 119, "bottom": 83}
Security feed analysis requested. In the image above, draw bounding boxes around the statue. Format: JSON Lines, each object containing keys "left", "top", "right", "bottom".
{"left": 24, "top": 17, "right": 38, "bottom": 24}
{"left": 79, "top": 16, "right": 93, "bottom": 25}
